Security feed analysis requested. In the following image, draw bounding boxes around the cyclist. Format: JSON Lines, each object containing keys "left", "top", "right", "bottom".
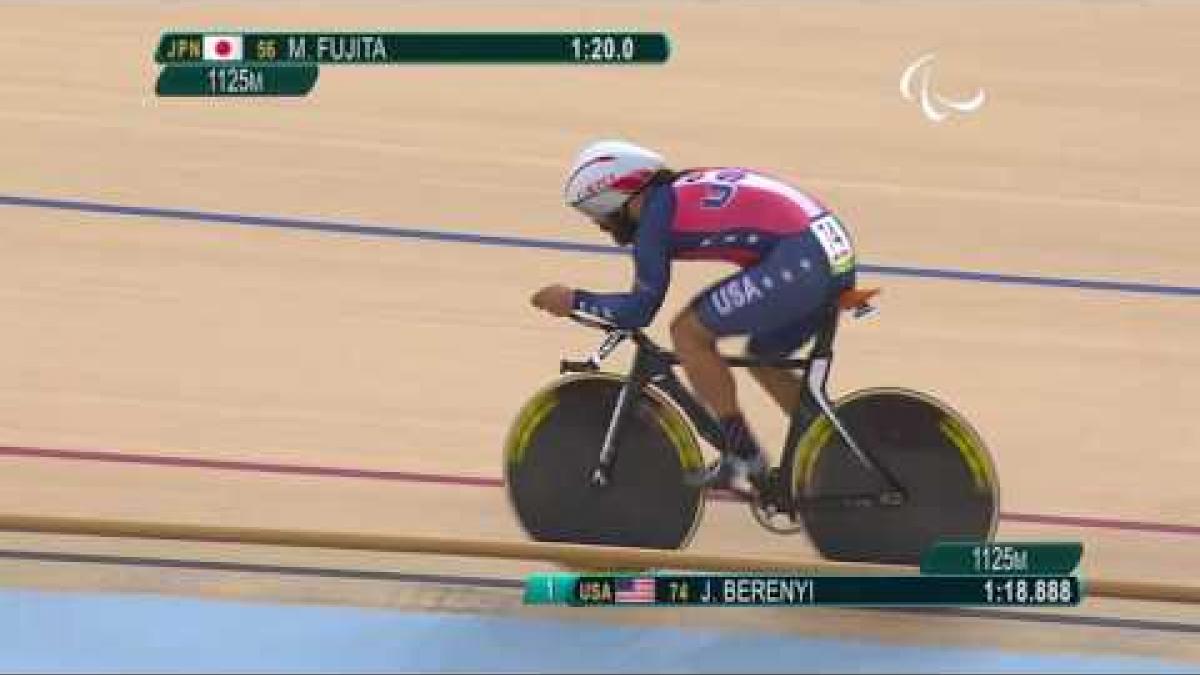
{"left": 531, "top": 139, "right": 857, "bottom": 493}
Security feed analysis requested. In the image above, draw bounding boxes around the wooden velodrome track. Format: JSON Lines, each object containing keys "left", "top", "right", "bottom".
{"left": 1, "top": 0, "right": 1198, "bottom": 667}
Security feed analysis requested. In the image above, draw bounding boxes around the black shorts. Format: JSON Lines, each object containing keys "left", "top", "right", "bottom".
{"left": 694, "top": 233, "right": 856, "bottom": 357}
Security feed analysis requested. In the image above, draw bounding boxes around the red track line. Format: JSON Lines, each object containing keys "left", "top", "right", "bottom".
{"left": 0, "top": 444, "right": 1196, "bottom": 537}
{"left": 0, "top": 445, "right": 502, "bottom": 488}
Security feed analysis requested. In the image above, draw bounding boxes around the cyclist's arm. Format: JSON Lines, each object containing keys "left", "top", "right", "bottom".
{"left": 572, "top": 188, "right": 672, "bottom": 328}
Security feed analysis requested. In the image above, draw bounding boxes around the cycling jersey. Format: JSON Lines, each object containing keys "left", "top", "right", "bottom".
{"left": 573, "top": 168, "right": 856, "bottom": 332}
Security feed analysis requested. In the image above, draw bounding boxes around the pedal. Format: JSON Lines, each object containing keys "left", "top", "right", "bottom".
{"left": 751, "top": 500, "right": 806, "bottom": 534}
{"left": 749, "top": 468, "right": 807, "bottom": 534}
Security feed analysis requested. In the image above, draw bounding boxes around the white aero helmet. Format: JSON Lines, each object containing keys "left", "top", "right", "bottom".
{"left": 564, "top": 139, "right": 666, "bottom": 219}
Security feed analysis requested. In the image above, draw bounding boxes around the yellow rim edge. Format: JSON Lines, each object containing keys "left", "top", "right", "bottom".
{"left": 504, "top": 388, "right": 559, "bottom": 464}
{"left": 505, "top": 372, "right": 702, "bottom": 472}
{"left": 938, "top": 415, "right": 991, "bottom": 492}
{"left": 795, "top": 416, "right": 834, "bottom": 489}
{"left": 653, "top": 401, "right": 703, "bottom": 471}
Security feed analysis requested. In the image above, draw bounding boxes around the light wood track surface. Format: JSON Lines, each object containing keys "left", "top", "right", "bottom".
{"left": 0, "top": 0, "right": 1197, "bottom": 666}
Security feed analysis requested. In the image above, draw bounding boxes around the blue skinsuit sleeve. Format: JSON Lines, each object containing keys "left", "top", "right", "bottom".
{"left": 573, "top": 187, "right": 673, "bottom": 329}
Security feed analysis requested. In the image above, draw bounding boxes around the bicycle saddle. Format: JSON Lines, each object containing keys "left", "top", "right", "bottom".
{"left": 838, "top": 287, "right": 881, "bottom": 318}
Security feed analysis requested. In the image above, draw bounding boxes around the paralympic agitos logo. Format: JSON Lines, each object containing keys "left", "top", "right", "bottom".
{"left": 900, "top": 52, "right": 986, "bottom": 123}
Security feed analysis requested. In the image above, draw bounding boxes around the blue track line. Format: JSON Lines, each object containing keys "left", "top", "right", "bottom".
{"left": 3, "top": 193, "right": 1198, "bottom": 298}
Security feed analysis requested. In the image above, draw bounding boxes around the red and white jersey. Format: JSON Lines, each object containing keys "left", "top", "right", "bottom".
{"left": 571, "top": 167, "right": 857, "bottom": 328}
{"left": 666, "top": 167, "right": 845, "bottom": 268}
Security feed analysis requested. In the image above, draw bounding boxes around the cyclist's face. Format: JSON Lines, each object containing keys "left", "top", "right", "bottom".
{"left": 594, "top": 213, "right": 634, "bottom": 246}
{"left": 592, "top": 193, "right": 644, "bottom": 246}
{"left": 592, "top": 214, "right": 618, "bottom": 233}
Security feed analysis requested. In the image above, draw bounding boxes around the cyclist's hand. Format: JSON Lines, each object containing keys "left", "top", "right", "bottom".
{"left": 531, "top": 284, "right": 575, "bottom": 318}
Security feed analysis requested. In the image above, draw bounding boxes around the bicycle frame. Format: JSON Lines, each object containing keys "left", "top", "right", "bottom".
{"left": 559, "top": 305, "right": 906, "bottom": 513}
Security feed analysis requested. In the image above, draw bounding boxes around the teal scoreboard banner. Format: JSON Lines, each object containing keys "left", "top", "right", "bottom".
{"left": 525, "top": 541, "right": 1085, "bottom": 608}
{"left": 155, "top": 64, "right": 318, "bottom": 97}
{"left": 920, "top": 541, "right": 1083, "bottom": 576}
{"left": 526, "top": 574, "right": 1082, "bottom": 607}
{"left": 156, "top": 32, "right": 670, "bottom": 64}
{"left": 154, "top": 31, "right": 670, "bottom": 97}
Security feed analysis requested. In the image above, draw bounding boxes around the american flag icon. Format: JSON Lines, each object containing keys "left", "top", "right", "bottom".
{"left": 614, "top": 577, "right": 656, "bottom": 604}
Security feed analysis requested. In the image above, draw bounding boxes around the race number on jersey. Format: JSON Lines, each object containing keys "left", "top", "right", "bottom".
{"left": 809, "top": 213, "right": 855, "bottom": 274}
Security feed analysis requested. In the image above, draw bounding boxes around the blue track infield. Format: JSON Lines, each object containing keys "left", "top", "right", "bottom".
{"left": 2, "top": 194, "right": 1198, "bottom": 298}
{"left": 0, "top": 588, "right": 1193, "bottom": 673}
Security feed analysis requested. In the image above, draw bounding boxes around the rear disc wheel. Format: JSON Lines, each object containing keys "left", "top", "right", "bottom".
{"left": 792, "top": 388, "right": 999, "bottom": 565}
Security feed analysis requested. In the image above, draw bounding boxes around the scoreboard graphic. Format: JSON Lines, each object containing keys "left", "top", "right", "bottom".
{"left": 153, "top": 31, "right": 671, "bottom": 97}
{"left": 524, "top": 542, "right": 1086, "bottom": 608}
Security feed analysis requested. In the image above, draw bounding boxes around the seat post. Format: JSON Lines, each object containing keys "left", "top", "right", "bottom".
{"left": 809, "top": 302, "right": 841, "bottom": 359}
{"left": 796, "top": 302, "right": 841, "bottom": 426}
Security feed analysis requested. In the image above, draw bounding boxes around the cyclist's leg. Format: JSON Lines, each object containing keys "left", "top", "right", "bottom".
{"left": 673, "top": 305, "right": 771, "bottom": 488}
{"left": 750, "top": 367, "right": 804, "bottom": 415}
{"left": 670, "top": 311, "right": 739, "bottom": 421}
{"left": 746, "top": 318, "right": 824, "bottom": 415}
{"left": 677, "top": 235, "right": 836, "bottom": 485}
{"left": 745, "top": 264, "right": 856, "bottom": 414}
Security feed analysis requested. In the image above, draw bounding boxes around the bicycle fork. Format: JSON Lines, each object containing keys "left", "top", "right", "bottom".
{"left": 591, "top": 375, "right": 640, "bottom": 487}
